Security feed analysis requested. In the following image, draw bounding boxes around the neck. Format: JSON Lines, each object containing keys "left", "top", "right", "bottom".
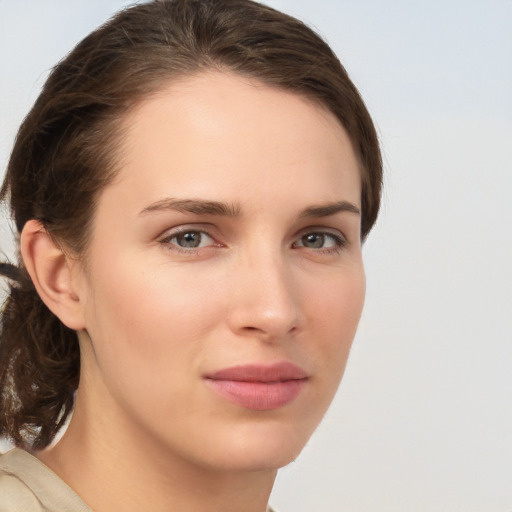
{"left": 37, "top": 388, "right": 277, "bottom": 512}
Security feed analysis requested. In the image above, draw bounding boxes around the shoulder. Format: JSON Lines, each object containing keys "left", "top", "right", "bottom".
{"left": 0, "top": 451, "right": 45, "bottom": 512}
{"left": 0, "top": 448, "right": 91, "bottom": 512}
{"left": 0, "top": 473, "right": 44, "bottom": 512}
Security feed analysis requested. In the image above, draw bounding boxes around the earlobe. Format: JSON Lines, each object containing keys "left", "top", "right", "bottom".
{"left": 20, "top": 219, "right": 86, "bottom": 330}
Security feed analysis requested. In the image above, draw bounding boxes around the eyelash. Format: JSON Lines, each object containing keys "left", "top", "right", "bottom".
{"left": 158, "top": 227, "right": 220, "bottom": 255}
{"left": 292, "top": 231, "right": 347, "bottom": 254}
{"left": 158, "top": 227, "right": 347, "bottom": 255}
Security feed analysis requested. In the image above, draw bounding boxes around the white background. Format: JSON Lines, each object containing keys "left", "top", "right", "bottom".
{"left": 1, "top": 1, "right": 511, "bottom": 511}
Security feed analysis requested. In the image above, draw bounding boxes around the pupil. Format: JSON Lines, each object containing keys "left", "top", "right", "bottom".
{"left": 303, "top": 233, "right": 324, "bottom": 248}
{"left": 178, "top": 232, "right": 201, "bottom": 248}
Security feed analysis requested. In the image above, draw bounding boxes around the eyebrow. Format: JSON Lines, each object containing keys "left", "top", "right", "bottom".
{"left": 139, "top": 198, "right": 360, "bottom": 218}
{"left": 299, "top": 200, "right": 361, "bottom": 218}
{"left": 139, "top": 198, "right": 241, "bottom": 217}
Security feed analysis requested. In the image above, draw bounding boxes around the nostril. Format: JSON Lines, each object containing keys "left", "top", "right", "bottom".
{"left": 240, "top": 324, "right": 298, "bottom": 338}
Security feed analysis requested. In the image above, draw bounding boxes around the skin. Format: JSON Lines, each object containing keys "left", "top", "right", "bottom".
{"left": 24, "top": 71, "right": 365, "bottom": 512}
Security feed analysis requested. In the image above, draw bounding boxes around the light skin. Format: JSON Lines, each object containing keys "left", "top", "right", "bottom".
{"left": 21, "top": 71, "right": 365, "bottom": 512}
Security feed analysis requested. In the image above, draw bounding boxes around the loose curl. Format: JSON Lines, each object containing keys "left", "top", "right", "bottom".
{"left": 0, "top": 0, "right": 382, "bottom": 449}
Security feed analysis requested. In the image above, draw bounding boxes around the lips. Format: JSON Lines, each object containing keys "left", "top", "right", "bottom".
{"left": 204, "top": 362, "right": 308, "bottom": 410}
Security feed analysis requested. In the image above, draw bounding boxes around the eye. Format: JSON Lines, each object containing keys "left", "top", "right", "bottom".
{"left": 161, "top": 229, "right": 215, "bottom": 250}
{"left": 294, "top": 231, "right": 346, "bottom": 251}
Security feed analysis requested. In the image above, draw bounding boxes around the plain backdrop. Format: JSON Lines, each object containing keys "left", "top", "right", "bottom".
{"left": 1, "top": 1, "right": 511, "bottom": 511}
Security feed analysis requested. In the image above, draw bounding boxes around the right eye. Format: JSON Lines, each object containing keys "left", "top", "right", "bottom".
{"left": 160, "top": 229, "right": 215, "bottom": 250}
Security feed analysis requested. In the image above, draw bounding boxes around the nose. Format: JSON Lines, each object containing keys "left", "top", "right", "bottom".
{"left": 226, "top": 250, "right": 300, "bottom": 342}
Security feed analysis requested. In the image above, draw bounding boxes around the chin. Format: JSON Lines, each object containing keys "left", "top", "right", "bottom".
{"left": 205, "top": 443, "right": 303, "bottom": 473}
{"left": 193, "top": 416, "right": 318, "bottom": 473}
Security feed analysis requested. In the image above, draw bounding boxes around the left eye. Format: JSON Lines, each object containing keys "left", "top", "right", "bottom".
{"left": 165, "top": 230, "right": 214, "bottom": 249}
{"left": 294, "top": 232, "right": 344, "bottom": 250}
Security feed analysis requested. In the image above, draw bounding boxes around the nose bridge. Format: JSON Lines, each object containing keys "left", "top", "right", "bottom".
{"left": 228, "top": 240, "right": 300, "bottom": 339}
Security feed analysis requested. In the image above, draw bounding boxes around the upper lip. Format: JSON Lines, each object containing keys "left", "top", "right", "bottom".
{"left": 205, "top": 361, "right": 308, "bottom": 383}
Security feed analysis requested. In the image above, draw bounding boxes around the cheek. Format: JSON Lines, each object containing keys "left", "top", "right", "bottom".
{"left": 87, "top": 260, "right": 221, "bottom": 342}
{"left": 306, "top": 266, "right": 365, "bottom": 378}
{"left": 81, "top": 259, "right": 227, "bottom": 394}
{"left": 79, "top": 260, "right": 230, "bottom": 431}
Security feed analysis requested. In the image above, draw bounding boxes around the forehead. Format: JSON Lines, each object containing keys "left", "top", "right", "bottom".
{"left": 108, "top": 71, "right": 361, "bottom": 213}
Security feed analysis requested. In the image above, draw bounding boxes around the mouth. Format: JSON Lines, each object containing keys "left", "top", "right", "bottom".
{"left": 204, "top": 362, "right": 308, "bottom": 411}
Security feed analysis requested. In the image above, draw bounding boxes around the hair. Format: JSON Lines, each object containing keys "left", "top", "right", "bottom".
{"left": 0, "top": 0, "right": 382, "bottom": 449}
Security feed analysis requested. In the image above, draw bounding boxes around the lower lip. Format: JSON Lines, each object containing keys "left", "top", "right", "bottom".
{"left": 205, "top": 379, "right": 306, "bottom": 410}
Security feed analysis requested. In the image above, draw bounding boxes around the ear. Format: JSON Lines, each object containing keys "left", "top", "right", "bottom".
{"left": 20, "top": 219, "right": 86, "bottom": 330}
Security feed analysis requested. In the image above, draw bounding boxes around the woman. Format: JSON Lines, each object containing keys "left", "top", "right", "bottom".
{"left": 0, "top": 0, "right": 382, "bottom": 510}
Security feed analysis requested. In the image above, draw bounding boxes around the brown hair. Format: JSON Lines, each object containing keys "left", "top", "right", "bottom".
{"left": 0, "top": 0, "right": 382, "bottom": 449}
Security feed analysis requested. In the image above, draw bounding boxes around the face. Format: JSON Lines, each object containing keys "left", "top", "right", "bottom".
{"left": 74, "top": 71, "right": 365, "bottom": 472}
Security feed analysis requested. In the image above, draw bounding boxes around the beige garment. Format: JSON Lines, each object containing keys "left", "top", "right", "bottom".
{"left": 0, "top": 448, "right": 278, "bottom": 512}
{"left": 0, "top": 448, "right": 91, "bottom": 512}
